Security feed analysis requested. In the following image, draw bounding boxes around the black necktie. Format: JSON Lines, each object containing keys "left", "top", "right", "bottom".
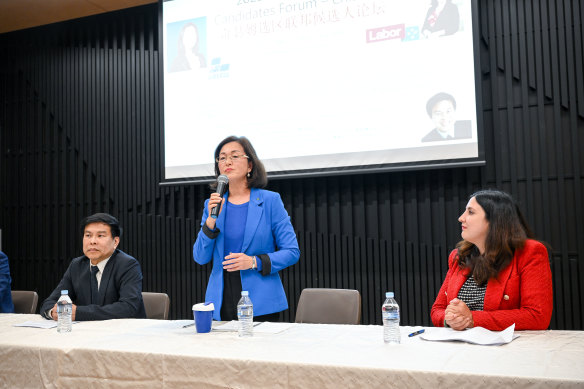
{"left": 90, "top": 266, "right": 99, "bottom": 304}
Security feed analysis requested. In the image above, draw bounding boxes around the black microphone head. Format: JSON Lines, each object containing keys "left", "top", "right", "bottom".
{"left": 211, "top": 174, "right": 229, "bottom": 219}
{"left": 216, "top": 174, "right": 229, "bottom": 195}
{"left": 217, "top": 174, "right": 229, "bottom": 186}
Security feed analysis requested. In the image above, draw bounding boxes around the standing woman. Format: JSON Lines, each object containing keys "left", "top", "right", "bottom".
{"left": 421, "top": 0, "right": 460, "bottom": 38}
{"left": 193, "top": 136, "right": 300, "bottom": 321}
{"left": 431, "top": 190, "right": 553, "bottom": 331}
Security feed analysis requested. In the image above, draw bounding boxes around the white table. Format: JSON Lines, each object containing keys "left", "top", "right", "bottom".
{"left": 1, "top": 314, "right": 583, "bottom": 388}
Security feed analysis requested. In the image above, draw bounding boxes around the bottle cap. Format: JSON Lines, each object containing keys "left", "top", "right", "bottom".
{"left": 241, "top": 291, "right": 249, "bottom": 296}
{"left": 61, "top": 290, "right": 68, "bottom": 295}
{"left": 386, "top": 292, "right": 394, "bottom": 298}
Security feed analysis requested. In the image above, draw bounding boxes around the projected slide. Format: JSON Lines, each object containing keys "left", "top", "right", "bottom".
{"left": 163, "top": 0, "right": 480, "bottom": 181}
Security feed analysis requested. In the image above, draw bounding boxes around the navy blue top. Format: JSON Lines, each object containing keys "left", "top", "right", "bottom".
{"left": 0, "top": 251, "right": 15, "bottom": 313}
{"left": 221, "top": 201, "right": 249, "bottom": 320}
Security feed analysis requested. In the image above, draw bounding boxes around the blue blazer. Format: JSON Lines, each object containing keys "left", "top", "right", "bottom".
{"left": 193, "top": 188, "right": 300, "bottom": 320}
{"left": 40, "top": 249, "right": 146, "bottom": 320}
{"left": 0, "top": 251, "right": 15, "bottom": 313}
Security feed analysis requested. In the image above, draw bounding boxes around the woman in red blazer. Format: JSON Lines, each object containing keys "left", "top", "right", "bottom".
{"left": 431, "top": 190, "right": 553, "bottom": 331}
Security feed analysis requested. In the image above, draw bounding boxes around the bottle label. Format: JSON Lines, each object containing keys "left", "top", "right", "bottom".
{"left": 238, "top": 306, "right": 253, "bottom": 317}
{"left": 58, "top": 303, "right": 72, "bottom": 315}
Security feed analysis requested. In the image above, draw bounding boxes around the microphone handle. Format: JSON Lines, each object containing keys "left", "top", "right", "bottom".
{"left": 210, "top": 182, "right": 227, "bottom": 219}
{"left": 210, "top": 204, "right": 220, "bottom": 219}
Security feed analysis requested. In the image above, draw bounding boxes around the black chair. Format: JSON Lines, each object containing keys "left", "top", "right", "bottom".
{"left": 11, "top": 290, "right": 39, "bottom": 314}
{"left": 142, "top": 292, "right": 170, "bottom": 320}
{"left": 295, "top": 288, "right": 361, "bottom": 325}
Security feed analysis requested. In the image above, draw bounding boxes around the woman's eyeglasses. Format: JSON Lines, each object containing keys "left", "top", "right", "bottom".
{"left": 216, "top": 153, "right": 249, "bottom": 164}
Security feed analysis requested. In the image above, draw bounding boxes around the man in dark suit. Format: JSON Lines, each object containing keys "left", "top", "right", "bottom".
{"left": 421, "top": 120, "right": 472, "bottom": 142}
{"left": 421, "top": 92, "right": 472, "bottom": 142}
{"left": 40, "top": 213, "right": 146, "bottom": 321}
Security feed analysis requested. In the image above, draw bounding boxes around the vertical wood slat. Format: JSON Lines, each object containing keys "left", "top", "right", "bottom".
{"left": 567, "top": 0, "right": 584, "bottom": 328}
{"left": 548, "top": 0, "right": 572, "bottom": 329}
{"left": 0, "top": 1, "right": 583, "bottom": 327}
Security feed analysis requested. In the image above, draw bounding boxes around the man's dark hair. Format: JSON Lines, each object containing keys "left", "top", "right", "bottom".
{"left": 426, "top": 92, "right": 456, "bottom": 117}
{"left": 80, "top": 213, "right": 122, "bottom": 238}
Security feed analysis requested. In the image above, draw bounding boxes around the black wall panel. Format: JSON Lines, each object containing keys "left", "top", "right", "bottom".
{"left": 0, "top": 1, "right": 583, "bottom": 329}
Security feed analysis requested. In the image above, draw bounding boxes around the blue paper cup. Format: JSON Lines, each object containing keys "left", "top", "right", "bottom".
{"left": 192, "top": 302, "right": 214, "bottom": 333}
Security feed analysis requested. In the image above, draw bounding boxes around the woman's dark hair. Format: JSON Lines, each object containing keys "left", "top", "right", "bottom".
{"left": 210, "top": 136, "right": 268, "bottom": 190}
{"left": 80, "top": 213, "right": 122, "bottom": 238}
{"left": 426, "top": 92, "right": 456, "bottom": 117}
{"left": 455, "top": 189, "right": 535, "bottom": 285}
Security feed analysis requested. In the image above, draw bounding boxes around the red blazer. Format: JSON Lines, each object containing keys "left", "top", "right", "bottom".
{"left": 431, "top": 239, "right": 553, "bottom": 331}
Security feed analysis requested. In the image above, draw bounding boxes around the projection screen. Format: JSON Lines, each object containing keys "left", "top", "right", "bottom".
{"left": 162, "top": 0, "right": 483, "bottom": 183}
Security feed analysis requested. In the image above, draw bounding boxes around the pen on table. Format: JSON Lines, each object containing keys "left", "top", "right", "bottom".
{"left": 183, "top": 322, "right": 195, "bottom": 328}
{"left": 408, "top": 329, "right": 425, "bottom": 337}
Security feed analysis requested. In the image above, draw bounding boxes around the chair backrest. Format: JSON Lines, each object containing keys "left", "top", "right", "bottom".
{"left": 142, "top": 292, "right": 170, "bottom": 320}
{"left": 11, "top": 290, "right": 39, "bottom": 314}
{"left": 295, "top": 288, "right": 361, "bottom": 325}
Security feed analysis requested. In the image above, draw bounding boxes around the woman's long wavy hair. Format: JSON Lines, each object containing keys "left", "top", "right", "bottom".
{"left": 456, "top": 190, "right": 535, "bottom": 285}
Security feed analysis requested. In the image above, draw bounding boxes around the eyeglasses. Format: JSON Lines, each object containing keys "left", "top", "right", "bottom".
{"left": 216, "top": 153, "right": 249, "bottom": 164}
{"left": 432, "top": 109, "right": 454, "bottom": 117}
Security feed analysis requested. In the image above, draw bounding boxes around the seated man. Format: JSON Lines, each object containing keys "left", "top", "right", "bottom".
{"left": 0, "top": 250, "right": 15, "bottom": 313}
{"left": 40, "top": 213, "right": 146, "bottom": 321}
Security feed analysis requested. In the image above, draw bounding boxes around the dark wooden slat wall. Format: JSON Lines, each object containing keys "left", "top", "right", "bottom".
{"left": 0, "top": 1, "right": 583, "bottom": 329}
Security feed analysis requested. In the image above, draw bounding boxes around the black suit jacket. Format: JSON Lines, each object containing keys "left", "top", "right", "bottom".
{"left": 421, "top": 120, "right": 472, "bottom": 142}
{"left": 40, "top": 250, "right": 146, "bottom": 320}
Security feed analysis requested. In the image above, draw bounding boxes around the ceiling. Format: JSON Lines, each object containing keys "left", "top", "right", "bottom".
{"left": 0, "top": 0, "right": 156, "bottom": 34}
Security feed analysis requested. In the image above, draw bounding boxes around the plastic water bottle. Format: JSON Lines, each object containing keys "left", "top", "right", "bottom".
{"left": 382, "top": 291, "right": 400, "bottom": 344}
{"left": 57, "top": 290, "right": 73, "bottom": 333}
{"left": 237, "top": 291, "right": 253, "bottom": 337}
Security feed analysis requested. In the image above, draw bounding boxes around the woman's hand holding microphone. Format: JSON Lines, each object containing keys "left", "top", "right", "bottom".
{"left": 205, "top": 192, "right": 224, "bottom": 229}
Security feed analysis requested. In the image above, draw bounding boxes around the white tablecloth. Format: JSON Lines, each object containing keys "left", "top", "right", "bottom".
{"left": 1, "top": 314, "right": 583, "bottom": 388}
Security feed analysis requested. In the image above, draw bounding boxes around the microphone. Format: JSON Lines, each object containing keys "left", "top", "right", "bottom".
{"left": 211, "top": 174, "right": 229, "bottom": 219}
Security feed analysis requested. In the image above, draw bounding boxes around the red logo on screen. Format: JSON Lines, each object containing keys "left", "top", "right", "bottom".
{"left": 366, "top": 24, "right": 405, "bottom": 43}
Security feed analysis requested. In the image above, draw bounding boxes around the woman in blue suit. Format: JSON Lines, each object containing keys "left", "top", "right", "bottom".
{"left": 193, "top": 136, "right": 300, "bottom": 321}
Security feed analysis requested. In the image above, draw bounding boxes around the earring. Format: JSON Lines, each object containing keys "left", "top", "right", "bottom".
{"left": 247, "top": 172, "right": 251, "bottom": 178}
